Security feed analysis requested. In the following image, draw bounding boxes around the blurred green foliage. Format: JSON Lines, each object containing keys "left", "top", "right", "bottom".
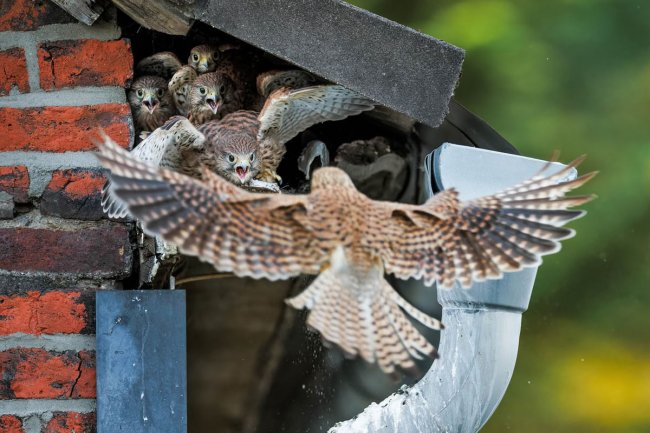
{"left": 347, "top": 1, "right": 650, "bottom": 431}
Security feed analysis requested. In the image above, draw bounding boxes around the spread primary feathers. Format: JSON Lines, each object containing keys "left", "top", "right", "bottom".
{"left": 101, "top": 117, "right": 206, "bottom": 218}
{"left": 96, "top": 137, "right": 595, "bottom": 375}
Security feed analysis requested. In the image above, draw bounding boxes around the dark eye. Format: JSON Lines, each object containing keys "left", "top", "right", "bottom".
{"left": 157, "top": 88, "right": 164, "bottom": 97}
{"left": 199, "top": 87, "right": 207, "bottom": 95}
{"left": 212, "top": 51, "right": 219, "bottom": 60}
{"left": 219, "top": 84, "right": 226, "bottom": 94}
{"left": 192, "top": 53, "right": 199, "bottom": 62}
{"left": 136, "top": 89, "right": 144, "bottom": 98}
{"left": 250, "top": 153, "right": 255, "bottom": 162}
{"left": 227, "top": 154, "right": 235, "bottom": 163}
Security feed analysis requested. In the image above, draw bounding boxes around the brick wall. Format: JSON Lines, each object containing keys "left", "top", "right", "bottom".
{"left": 0, "top": 1, "right": 135, "bottom": 431}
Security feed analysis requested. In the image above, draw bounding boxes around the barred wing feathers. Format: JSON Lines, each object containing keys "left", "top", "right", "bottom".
{"left": 257, "top": 84, "right": 376, "bottom": 146}
{"left": 96, "top": 138, "right": 321, "bottom": 280}
{"left": 379, "top": 157, "right": 596, "bottom": 289}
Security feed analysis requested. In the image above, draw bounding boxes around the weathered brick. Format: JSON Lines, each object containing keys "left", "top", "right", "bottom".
{"left": 0, "top": 48, "right": 29, "bottom": 95}
{"left": 0, "top": 191, "right": 14, "bottom": 219}
{"left": 0, "top": 415, "right": 24, "bottom": 433}
{"left": 39, "top": 40, "right": 133, "bottom": 90}
{"left": 0, "top": 166, "right": 29, "bottom": 203}
{"left": 0, "top": 349, "right": 95, "bottom": 399}
{"left": 43, "top": 412, "right": 96, "bottom": 433}
{"left": 0, "top": 225, "right": 132, "bottom": 277}
{"left": 0, "top": 104, "right": 131, "bottom": 152}
{"left": 41, "top": 169, "right": 106, "bottom": 220}
{"left": 0, "top": 0, "right": 75, "bottom": 31}
{"left": 0, "top": 291, "right": 92, "bottom": 335}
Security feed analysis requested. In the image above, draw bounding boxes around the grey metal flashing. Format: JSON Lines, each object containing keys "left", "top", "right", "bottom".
{"left": 194, "top": 0, "right": 464, "bottom": 127}
{"left": 97, "top": 290, "right": 187, "bottom": 433}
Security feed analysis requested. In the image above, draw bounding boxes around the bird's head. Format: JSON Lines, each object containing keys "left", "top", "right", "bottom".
{"left": 213, "top": 132, "right": 260, "bottom": 185}
{"left": 188, "top": 44, "right": 220, "bottom": 73}
{"left": 190, "top": 73, "right": 233, "bottom": 115}
{"left": 128, "top": 76, "right": 168, "bottom": 115}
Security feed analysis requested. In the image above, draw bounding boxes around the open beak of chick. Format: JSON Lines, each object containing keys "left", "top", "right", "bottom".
{"left": 234, "top": 160, "right": 250, "bottom": 183}
{"left": 142, "top": 95, "right": 158, "bottom": 114}
{"left": 205, "top": 92, "right": 222, "bottom": 114}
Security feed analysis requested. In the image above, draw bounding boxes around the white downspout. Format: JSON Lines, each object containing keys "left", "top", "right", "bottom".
{"left": 329, "top": 144, "right": 577, "bottom": 433}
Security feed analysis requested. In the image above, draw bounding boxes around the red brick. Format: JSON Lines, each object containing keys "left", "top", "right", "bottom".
{"left": 0, "top": 0, "right": 75, "bottom": 31}
{"left": 0, "top": 166, "right": 29, "bottom": 203}
{"left": 39, "top": 40, "right": 133, "bottom": 90}
{"left": 41, "top": 169, "right": 106, "bottom": 220}
{"left": 0, "top": 104, "right": 131, "bottom": 152}
{"left": 44, "top": 412, "right": 96, "bottom": 433}
{"left": 0, "top": 415, "right": 24, "bottom": 433}
{"left": 0, "top": 48, "right": 29, "bottom": 95}
{"left": 0, "top": 291, "right": 88, "bottom": 336}
{"left": 0, "top": 349, "right": 95, "bottom": 399}
{"left": 0, "top": 225, "right": 132, "bottom": 277}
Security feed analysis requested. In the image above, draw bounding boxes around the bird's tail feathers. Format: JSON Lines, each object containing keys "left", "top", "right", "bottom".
{"left": 286, "top": 264, "right": 441, "bottom": 375}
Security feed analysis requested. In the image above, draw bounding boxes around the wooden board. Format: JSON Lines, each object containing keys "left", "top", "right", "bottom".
{"left": 111, "top": 0, "right": 193, "bottom": 35}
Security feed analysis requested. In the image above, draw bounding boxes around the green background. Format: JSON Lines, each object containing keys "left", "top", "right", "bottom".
{"left": 347, "top": 1, "right": 650, "bottom": 431}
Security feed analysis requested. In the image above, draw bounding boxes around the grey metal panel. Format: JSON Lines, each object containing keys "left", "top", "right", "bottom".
{"left": 194, "top": 0, "right": 464, "bottom": 127}
{"left": 97, "top": 290, "right": 187, "bottom": 433}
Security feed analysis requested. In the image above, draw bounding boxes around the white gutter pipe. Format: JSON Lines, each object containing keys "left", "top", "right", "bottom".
{"left": 329, "top": 143, "right": 577, "bottom": 433}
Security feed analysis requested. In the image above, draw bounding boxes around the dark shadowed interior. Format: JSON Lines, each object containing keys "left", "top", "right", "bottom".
{"left": 118, "top": 10, "right": 515, "bottom": 433}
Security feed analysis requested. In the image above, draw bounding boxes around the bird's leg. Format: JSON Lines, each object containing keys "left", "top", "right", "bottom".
{"left": 248, "top": 179, "right": 281, "bottom": 193}
{"left": 256, "top": 169, "right": 283, "bottom": 184}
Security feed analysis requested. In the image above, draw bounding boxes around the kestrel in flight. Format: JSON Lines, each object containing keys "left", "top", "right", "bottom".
{"left": 96, "top": 137, "right": 595, "bottom": 374}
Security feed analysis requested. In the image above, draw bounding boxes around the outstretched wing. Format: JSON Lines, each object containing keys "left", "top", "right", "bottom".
{"left": 375, "top": 158, "right": 597, "bottom": 289}
{"left": 101, "top": 117, "right": 206, "bottom": 218}
{"left": 96, "top": 137, "right": 323, "bottom": 280}
{"left": 257, "top": 84, "right": 375, "bottom": 146}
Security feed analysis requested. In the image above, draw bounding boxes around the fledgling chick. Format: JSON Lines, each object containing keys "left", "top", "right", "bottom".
{"left": 256, "top": 69, "right": 321, "bottom": 98}
{"left": 168, "top": 65, "right": 198, "bottom": 116}
{"left": 187, "top": 72, "right": 242, "bottom": 125}
{"left": 198, "top": 111, "right": 261, "bottom": 187}
{"left": 128, "top": 76, "right": 176, "bottom": 134}
{"left": 187, "top": 44, "right": 220, "bottom": 74}
{"left": 135, "top": 51, "right": 183, "bottom": 80}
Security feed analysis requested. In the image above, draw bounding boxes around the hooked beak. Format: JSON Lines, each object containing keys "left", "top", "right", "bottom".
{"left": 205, "top": 93, "right": 221, "bottom": 114}
{"left": 234, "top": 160, "right": 250, "bottom": 182}
{"left": 198, "top": 57, "right": 210, "bottom": 73}
{"left": 142, "top": 96, "right": 158, "bottom": 114}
